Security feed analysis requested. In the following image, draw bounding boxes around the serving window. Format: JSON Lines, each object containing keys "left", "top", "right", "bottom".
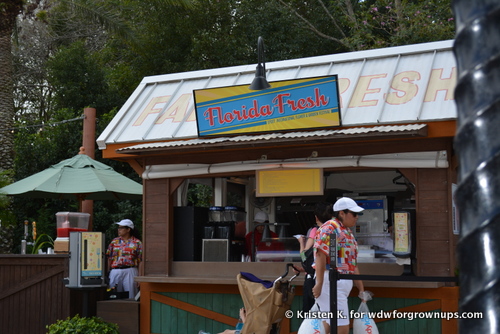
{"left": 172, "top": 170, "right": 416, "bottom": 268}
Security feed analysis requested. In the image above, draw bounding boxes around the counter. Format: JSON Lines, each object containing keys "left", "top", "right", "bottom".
{"left": 136, "top": 261, "right": 447, "bottom": 288}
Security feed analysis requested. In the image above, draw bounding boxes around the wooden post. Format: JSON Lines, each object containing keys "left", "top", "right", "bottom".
{"left": 81, "top": 107, "right": 96, "bottom": 230}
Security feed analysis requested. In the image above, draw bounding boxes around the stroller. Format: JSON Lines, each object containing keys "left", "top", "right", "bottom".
{"left": 237, "top": 263, "right": 299, "bottom": 334}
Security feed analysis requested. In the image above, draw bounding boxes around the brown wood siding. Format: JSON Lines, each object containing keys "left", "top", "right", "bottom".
{"left": 415, "top": 169, "right": 453, "bottom": 276}
{"left": 144, "top": 179, "right": 170, "bottom": 275}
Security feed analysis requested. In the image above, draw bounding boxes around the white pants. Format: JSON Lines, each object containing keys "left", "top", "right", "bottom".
{"left": 109, "top": 267, "right": 139, "bottom": 299}
{"left": 315, "top": 271, "right": 353, "bottom": 327}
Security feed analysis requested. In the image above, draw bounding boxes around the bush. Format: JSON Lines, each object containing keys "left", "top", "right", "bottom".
{"left": 46, "top": 314, "right": 119, "bottom": 333}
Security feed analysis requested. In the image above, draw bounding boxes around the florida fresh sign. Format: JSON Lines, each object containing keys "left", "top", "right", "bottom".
{"left": 193, "top": 76, "right": 341, "bottom": 136}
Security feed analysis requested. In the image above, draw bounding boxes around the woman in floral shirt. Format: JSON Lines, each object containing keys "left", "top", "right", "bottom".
{"left": 312, "top": 197, "right": 365, "bottom": 334}
{"left": 107, "top": 219, "right": 142, "bottom": 299}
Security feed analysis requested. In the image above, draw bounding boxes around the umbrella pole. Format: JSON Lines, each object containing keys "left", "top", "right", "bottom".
{"left": 77, "top": 195, "right": 93, "bottom": 231}
{"left": 80, "top": 199, "right": 93, "bottom": 230}
{"left": 78, "top": 196, "right": 84, "bottom": 213}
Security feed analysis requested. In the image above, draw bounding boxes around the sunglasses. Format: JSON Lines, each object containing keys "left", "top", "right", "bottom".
{"left": 344, "top": 210, "right": 360, "bottom": 217}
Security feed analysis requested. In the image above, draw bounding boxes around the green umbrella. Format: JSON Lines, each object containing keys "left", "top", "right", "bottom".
{"left": 0, "top": 153, "right": 142, "bottom": 201}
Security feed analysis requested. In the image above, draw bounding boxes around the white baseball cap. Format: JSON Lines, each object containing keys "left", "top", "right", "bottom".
{"left": 254, "top": 211, "right": 269, "bottom": 223}
{"left": 333, "top": 197, "right": 364, "bottom": 213}
{"left": 115, "top": 219, "right": 134, "bottom": 229}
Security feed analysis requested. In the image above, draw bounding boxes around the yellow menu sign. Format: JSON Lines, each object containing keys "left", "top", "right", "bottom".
{"left": 81, "top": 232, "right": 103, "bottom": 277}
{"left": 256, "top": 169, "right": 323, "bottom": 197}
{"left": 394, "top": 212, "right": 410, "bottom": 255}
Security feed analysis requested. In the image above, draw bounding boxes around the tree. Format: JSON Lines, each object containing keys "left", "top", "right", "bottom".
{"left": 47, "top": 41, "right": 113, "bottom": 111}
{"left": 278, "top": 0, "right": 455, "bottom": 51}
{"left": 0, "top": 170, "right": 16, "bottom": 253}
{"left": 13, "top": 15, "right": 55, "bottom": 124}
{"left": 0, "top": 0, "right": 23, "bottom": 171}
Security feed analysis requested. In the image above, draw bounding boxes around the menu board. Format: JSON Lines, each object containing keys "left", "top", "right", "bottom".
{"left": 256, "top": 169, "right": 323, "bottom": 197}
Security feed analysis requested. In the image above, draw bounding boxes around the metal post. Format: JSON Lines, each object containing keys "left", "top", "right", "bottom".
{"left": 21, "top": 220, "right": 28, "bottom": 254}
{"left": 452, "top": 1, "right": 500, "bottom": 333}
{"left": 329, "top": 233, "right": 337, "bottom": 334}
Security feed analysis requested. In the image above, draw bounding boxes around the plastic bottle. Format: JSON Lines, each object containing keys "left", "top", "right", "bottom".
{"left": 235, "top": 317, "right": 244, "bottom": 334}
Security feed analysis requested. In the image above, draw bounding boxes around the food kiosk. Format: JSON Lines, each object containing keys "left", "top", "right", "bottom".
{"left": 97, "top": 40, "right": 459, "bottom": 333}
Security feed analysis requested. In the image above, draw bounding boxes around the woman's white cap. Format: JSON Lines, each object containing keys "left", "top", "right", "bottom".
{"left": 333, "top": 197, "right": 364, "bottom": 212}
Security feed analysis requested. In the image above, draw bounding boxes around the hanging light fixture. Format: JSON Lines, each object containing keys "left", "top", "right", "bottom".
{"left": 249, "top": 36, "right": 271, "bottom": 90}
{"left": 278, "top": 224, "right": 288, "bottom": 240}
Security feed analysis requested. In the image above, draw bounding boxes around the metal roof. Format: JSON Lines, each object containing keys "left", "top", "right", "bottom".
{"left": 98, "top": 40, "right": 456, "bottom": 150}
{"left": 117, "top": 124, "right": 427, "bottom": 153}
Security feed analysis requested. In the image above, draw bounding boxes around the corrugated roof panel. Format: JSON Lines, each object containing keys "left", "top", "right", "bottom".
{"left": 377, "top": 52, "right": 434, "bottom": 122}
{"left": 98, "top": 40, "right": 455, "bottom": 149}
{"left": 418, "top": 51, "right": 457, "bottom": 120}
{"left": 117, "top": 124, "right": 426, "bottom": 152}
{"left": 341, "top": 56, "right": 401, "bottom": 124}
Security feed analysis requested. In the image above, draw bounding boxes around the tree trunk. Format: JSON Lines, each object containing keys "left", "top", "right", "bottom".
{"left": 0, "top": 0, "right": 23, "bottom": 171}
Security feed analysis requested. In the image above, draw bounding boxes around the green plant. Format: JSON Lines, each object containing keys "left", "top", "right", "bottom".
{"left": 46, "top": 314, "right": 119, "bottom": 333}
{"left": 31, "top": 233, "right": 54, "bottom": 254}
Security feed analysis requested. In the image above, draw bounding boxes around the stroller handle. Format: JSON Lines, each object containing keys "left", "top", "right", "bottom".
{"left": 274, "top": 263, "right": 300, "bottom": 285}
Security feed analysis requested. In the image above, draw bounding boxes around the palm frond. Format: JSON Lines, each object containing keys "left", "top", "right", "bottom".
{"left": 58, "top": 0, "right": 138, "bottom": 44}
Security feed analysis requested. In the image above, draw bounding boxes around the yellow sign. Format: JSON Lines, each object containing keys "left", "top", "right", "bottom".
{"left": 80, "top": 232, "right": 103, "bottom": 277}
{"left": 256, "top": 169, "right": 323, "bottom": 197}
{"left": 394, "top": 212, "right": 410, "bottom": 254}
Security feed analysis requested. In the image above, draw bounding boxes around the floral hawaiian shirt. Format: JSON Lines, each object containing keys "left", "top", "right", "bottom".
{"left": 313, "top": 218, "right": 358, "bottom": 274}
{"left": 106, "top": 236, "right": 143, "bottom": 268}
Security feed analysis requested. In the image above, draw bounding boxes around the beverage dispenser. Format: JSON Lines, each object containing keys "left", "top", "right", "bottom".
{"left": 351, "top": 196, "right": 394, "bottom": 260}
{"left": 353, "top": 196, "right": 387, "bottom": 235}
{"left": 54, "top": 212, "right": 90, "bottom": 253}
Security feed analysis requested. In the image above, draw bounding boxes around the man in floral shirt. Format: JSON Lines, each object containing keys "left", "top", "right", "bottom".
{"left": 107, "top": 219, "right": 142, "bottom": 299}
{"left": 312, "top": 197, "right": 366, "bottom": 334}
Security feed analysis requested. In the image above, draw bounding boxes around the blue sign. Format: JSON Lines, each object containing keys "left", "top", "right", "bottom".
{"left": 193, "top": 76, "right": 341, "bottom": 137}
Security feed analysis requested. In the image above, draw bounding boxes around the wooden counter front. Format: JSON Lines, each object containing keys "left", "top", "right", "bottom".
{"left": 135, "top": 261, "right": 448, "bottom": 288}
{"left": 136, "top": 262, "right": 458, "bottom": 334}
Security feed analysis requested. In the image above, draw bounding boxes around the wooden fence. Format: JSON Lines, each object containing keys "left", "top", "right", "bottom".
{"left": 0, "top": 255, "right": 104, "bottom": 334}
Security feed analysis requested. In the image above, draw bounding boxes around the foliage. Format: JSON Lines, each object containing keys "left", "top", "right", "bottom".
{"left": 0, "top": 170, "right": 13, "bottom": 211}
{"left": 0, "top": 224, "right": 15, "bottom": 254}
{"left": 46, "top": 41, "right": 116, "bottom": 113}
{"left": 354, "top": 0, "right": 455, "bottom": 49}
{"left": 278, "top": 0, "right": 455, "bottom": 51}
{"left": 93, "top": 200, "right": 143, "bottom": 246}
{"left": 47, "top": 0, "right": 138, "bottom": 44}
{"left": 29, "top": 233, "right": 54, "bottom": 254}
{"left": 187, "top": 184, "right": 213, "bottom": 207}
{"left": 0, "top": 170, "right": 16, "bottom": 253}
{"left": 46, "top": 314, "right": 119, "bottom": 334}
